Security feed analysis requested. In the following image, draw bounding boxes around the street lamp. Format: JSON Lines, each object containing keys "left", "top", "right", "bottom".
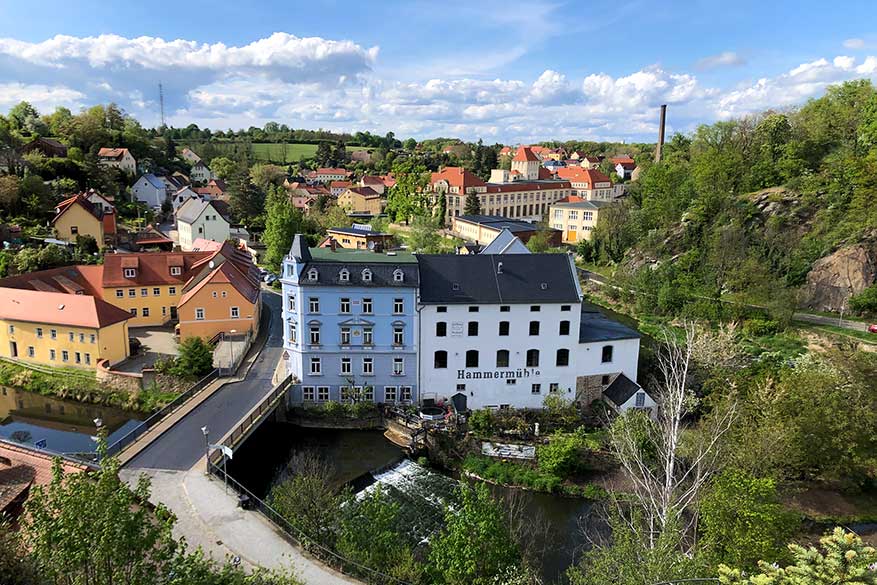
{"left": 201, "top": 426, "right": 209, "bottom": 473}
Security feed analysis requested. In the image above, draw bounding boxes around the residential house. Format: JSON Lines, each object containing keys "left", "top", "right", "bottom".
{"left": 130, "top": 225, "right": 174, "bottom": 251}
{"left": 198, "top": 178, "right": 228, "bottom": 200}
{"left": 84, "top": 190, "right": 115, "bottom": 214}
{"left": 180, "top": 147, "right": 202, "bottom": 164}
{"left": 190, "top": 159, "right": 214, "bottom": 184}
{"left": 615, "top": 161, "right": 636, "bottom": 180}
{"left": 359, "top": 175, "right": 390, "bottom": 195}
{"left": 176, "top": 198, "right": 230, "bottom": 251}
{"left": 478, "top": 228, "right": 531, "bottom": 255}
{"left": 337, "top": 186, "right": 383, "bottom": 216}
{"left": 312, "top": 168, "right": 349, "bottom": 183}
{"left": 282, "top": 235, "right": 420, "bottom": 404}
{"left": 0, "top": 440, "right": 88, "bottom": 519}
{"left": 330, "top": 180, "right": 351, "bottom": 197}
{"left": 97, "top": 148, "right": 136, "bottom": 174}
{"left": 325, "top": 225, "right": 395, "bottom": 251}
{"left": 0, "top": 287, "right": 130, "bottom": 369}
{"left": 450, "top": 214, "right": 561, "bottom": 247}
{"left": 132, "top": 174, "right": 170, "bottom": 208}
{"left": 549, "top": 199, "right": 613, "bottom": 244}
{"left": 170, "top": 186, "right": 201, "bottom": 213}
{"left": 555, "top": 167, "right": 613, "bottom": 201}
{"left": 20, "top": 137, "right": 67, "bottom": 158}
{"left": 580, "top": 156, "right": 603, "bottom": 169}
{"left": 52, "top": 194, "right": 116, "bottom": 246}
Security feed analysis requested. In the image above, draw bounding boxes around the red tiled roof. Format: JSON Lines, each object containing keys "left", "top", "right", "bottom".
{"left": 512, "top": 146, "right": 539, "bottom": 162}
{"left": 617, "top": 161, "right": 637, "bottom": 170}
{"left": 0, "top": 287, "right": 131, "bottom": 328}
{"left": 345, "top": 186, "right": 380, "bottom": 199}
{"left": 330, "top": 180, "right": 351, "bottom": 188}
{"left": 556, "top": 167, "right": 611, "bottom": 187}
{"left": 0, "top": 265, "right": 104, "bottom": 297}
{"left": 97, "top": 147, "right": 130, "bottom": 160}
{"left": 52, "top": 194, "right": 105, "bottom": 225}
{"left": 430, "top": 167, "right": 486, "bottom": 189}
{"left": 179, "top": 242, "right": 260, "bottom": 306}
{"left": 611, "top": 156, "right": 635, "bottom": 165}
{"left": 102, "top": 252, "right": 210, "bottom": 287}
{"left": 554, "top": 195, "right": 584, "bottom": 204}
{"left": 315, "top": 167, "right": 348, "bottom": 175}
{"left": 0, "top": 441, "right": 88, "bottom": 515}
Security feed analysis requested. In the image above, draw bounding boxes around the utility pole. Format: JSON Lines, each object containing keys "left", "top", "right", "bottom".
{"left": 655, "top": 104, "right": 667, "bottom": 163}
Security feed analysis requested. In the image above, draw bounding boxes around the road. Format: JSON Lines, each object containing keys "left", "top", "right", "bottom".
{"left": 126, "top": 289, "right": 284, "bottom": 470}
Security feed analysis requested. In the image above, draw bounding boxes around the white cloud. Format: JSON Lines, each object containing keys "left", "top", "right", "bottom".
{"left": 696, "top": 51, "right": 745, "bottom": 70}
{"left": 844, "top": 38, "right": 866, "bottom": 49}
{"left": 0, "top": 82, "right": 85, "bottom": 111}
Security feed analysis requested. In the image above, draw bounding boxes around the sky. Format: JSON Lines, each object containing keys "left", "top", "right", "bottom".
{"left": 0, "top": 0, "right": 876, "bottom": 143}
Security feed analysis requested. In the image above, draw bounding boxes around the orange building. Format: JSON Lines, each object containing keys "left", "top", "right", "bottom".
{"left": 52, "top": 193, "right": 116, "bottom": 246}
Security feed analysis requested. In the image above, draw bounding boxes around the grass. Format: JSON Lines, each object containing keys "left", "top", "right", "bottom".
{"left": 462, "top": 454, "right": 608, "bottom": 499}
{"left": 250, "top": 143, "right": 372, "bottom": 163}
{"left": 799, "top": 324, "right": 877, "bottom": 345}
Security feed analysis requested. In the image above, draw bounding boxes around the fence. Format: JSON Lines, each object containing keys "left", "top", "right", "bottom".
{"left": 105, "top": 369, "right": 218, "bottom": 457}
{"left": 220, "top": 375, "right": 292, "bottom": 451}
{"left": 211, "top": 330, "right": 254, "bottom": 377}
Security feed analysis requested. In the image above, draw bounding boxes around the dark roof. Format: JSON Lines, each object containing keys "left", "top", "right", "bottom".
{"left": 454, "top": 215, "right": 541, "bottom": 234}
{"left": 289, "top": 234, "right": 312, "bottom": 262}
{"left": 578, "top": 304, "right": 641, "bottom": 343}
{"left": 327, "top": 226, "right": 391, "bottom": 237}
{"left": 603, "top": 373, "right": 642, "bottom": 406}
{"left": 416, "top": 254, "right": 580, "bottom": 304}
{"left": 299, "top": 260, "right": 419, "bottom": 288}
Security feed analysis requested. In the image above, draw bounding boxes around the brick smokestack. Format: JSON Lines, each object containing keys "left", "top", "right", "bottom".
{"left": 655, "top": 104, "right": 667, "bottom": 163}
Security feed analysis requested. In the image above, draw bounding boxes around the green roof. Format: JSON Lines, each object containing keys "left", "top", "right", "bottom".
{"left": 308, "top": 247, "right": 417, "bottom": 264}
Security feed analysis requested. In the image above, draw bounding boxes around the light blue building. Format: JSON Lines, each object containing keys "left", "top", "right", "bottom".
{"left": 281, "top": 235, "right": 419, "bottom": 404}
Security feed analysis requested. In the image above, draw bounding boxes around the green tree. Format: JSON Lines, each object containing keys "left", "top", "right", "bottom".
{"left": 850, "top": 284, "right": 877, "bottom": 315}
{"left": 263, "top": 186, "right": 305, "bottom": 271}
{"left": 428, "top": 483, "right": 522, "bottom": 585}
{"left": 525, "top": 229, "right": 553, "bottom": 253}
{"left": 464, "top": 190, "right": 481, "bottom": 215}
{"left": 386, "top": 159, "right": 429, "bottom": 223}
{"left": 250, "top": 163, "right": 287, "bottom": 190}
{"left": 0, "top": 175, "right": 20, "bottom": 208}
{"left": 210, "top": 156, "right": 237, "bottom": 180}
{"left": 173, "top": 336, "right": 214, "bottom": 378}
{"left": 406, "top": 215, "right": 442, "bottom": 253}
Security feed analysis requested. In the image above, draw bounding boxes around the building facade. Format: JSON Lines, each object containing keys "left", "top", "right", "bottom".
{"left": 132, "top": 174, "right": 169, "bottom": 208}
{"left": 549, "top": 199, "right": 613, "bottom": 244}
{"left": 282, "top": 236, "right": 419, "bottom": 404}
{"left": 176, "top": 198, "right": 230, "bottom": 251}
{"left": 97, "top": 148, "right": 136, "bottom": 174}
{"left": 449, "top": 214, "right": 561, "bottom": 247}
{"left": 52, "top": 194, "right": 116, "bottom": 246}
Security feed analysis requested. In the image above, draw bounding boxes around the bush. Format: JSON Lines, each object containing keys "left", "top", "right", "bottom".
{"left": 850, "top": 284, "right": 877, "bottom": 315}
{"left": 171, "top": 337, "right": 214, "bottom": 378}
{"left": 743, "top": 318, "right": 780, "bottom": 337}
{"left": 537, "top": 427, "right": 602, "bottom": 478}
{"left": 468, "top": 409, "right": 494, "bottom": 436}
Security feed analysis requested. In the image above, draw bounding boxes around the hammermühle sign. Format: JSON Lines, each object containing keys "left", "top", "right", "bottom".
{"left": 456, "top": 368, "right": 540, "bottom": 380}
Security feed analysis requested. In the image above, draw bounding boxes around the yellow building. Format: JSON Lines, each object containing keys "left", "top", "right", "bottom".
{"left": 549, "top": 199, "right": 613, "bottom": 244}
{"left": 52, "top": 193, "right": 117, "bottom": 246}
{"left": 337, "top": 186, "right": 383, "bottom": 216}
{"left": 325, "top": 226, "right": 395, "bottom": 250}
{"left": 0, "top": 288, "right": 131, "bottom": 370}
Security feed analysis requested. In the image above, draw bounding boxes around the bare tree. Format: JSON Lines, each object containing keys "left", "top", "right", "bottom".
{"left": 608, "top": 322, "right": 737, "bottom": 551}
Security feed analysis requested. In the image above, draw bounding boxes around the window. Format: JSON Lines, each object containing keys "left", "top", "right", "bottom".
{"left": 602, "top": 375, "right": 610, "bottom": 386}
{"left": 362, "top": 357, "right": 374, "bottom": 375}
{"left": 303, "top": 386, "right": 315, "bottom": 401}
{"left": 339, "top": 268, "right": 350, "bottom": 282}
{"left": 361, "top": 268, "right": 372, "bottom": 282}
{"left": 49, "top": 349, "right": 56, "bottom": 361}
{"left": 531, "top": 383, "right": 541, "bottom": 394}
{"left": 287, "top": 295, "right": 296, "bottom": 311}
{"left": 309, "top": 297, "right": 320, "bottom": 313}
{"left": 212, "top": 291, "right": 218, "bottom": 298}
{"left": 436, "top": 322, "right": 447, "bottom": 337}
{"left": 437, "top": 306, "right": 447, "bottom": 313}
{"left": 153, "top": 287, "right": 161, "bottom": 296}
{"left": 468, "top": 306, "right": 479, "bottom": 313}
{"left": 61, "top": 350, "right": 69, "bottom": 362}
{"left": 85, "top": 353, "right": 91, "bottom": 365}
{"left": 341, "top": 357, "right": 352, "bottom": 374}
{"left": 434, "top": 351, "right": 448, "bottom": 368}
{"left": 400, "top": 387, "right": 412, "bottom": 402}
{"left": 36, "top": 328, "right": 43, "bottom": 339}
{"left": 556, "top": 349, "right": 570, "bottom": 366}
{"left": 456, "top": 384, "right": 466, "bottom": 391}
{"left": 550, "top": 383, "right": 560, "bottom": 393}
{"left": 307, "top": 268, "right": 319, "bottom": 281}
{"left": 393, "top": 298, "right": 403, "bottom": 314}
{"left": 506, "top": 379, "right": 517, "bottom": 385}
{"left": 310, "top": 357, "right": 321, "bottom": 375}
{"left": 529, "top": 321, "right": 540, "bottom": 335}
{"left": 601, "top": 345, "right": 613, "bottom": 363}
{"left": 130, "top": 308, "right": 138, "bottom": 317}
{"left": 500, "top": 306, "right": 510, "bottom": 312}
{"left": 393, "top": 327, "right": 403, "bottom": 345}
{"left": 363, "top": 327, "right": 373, "bottom": 345}
{"left": 363, "top": 386, "right": 374, "bottom": 401}
{"left": 230, "top": 307, "right": 240, "bottom": 319}
{"left": 465, "top": 350, "right": 479, "bottom": 368}
{"left": 27, "top": 346, "right": 35, "bottom": 358}
{"left": 71, "top": 226, "right": 79, "bottom": 235}
{"left": 195, "top": 308, "right": 204, "bottom": 320}
{"left": 317, "top": 386, "right": 329, "bottom": 401}
{"left": 526, "top": 349, "right": 540, "bottom": 367}
{"left": 128, "top": 289, "right": 136, "bottom": 297}
{"left": 142, "top": 307, "right": 150, "bottom": 318}
{"left": 498, "top": 321, "right": 510, "bottom": 336}
{"left": 116, "top": 289, "right": 124, "bottom": 298}
{"left": 393, "top": 358, "right": 404, "bottom": 375}
{"left": 468, "top": 321, "right": 479, "bottom": 336}
{"left": 559, "top": 320, "right": 570, "bottom": 335}
{"left": 362, "top": 298, "right": 373, "bottom": 314}
{"left": 50, "top": 329, "right": 56, "bottom": 340}
{"left": 530, "top": 305, "right": 541, "bottom": 312}
{"left": 309, "top": 326, "right": 321, "bottom": 345}
{"left": 170, "top": 266, "right": 182, "bottom": 276}
{"left": 340, "top": 327, "right": 351, "bottom": 345}
{"left": 141, "top": 288, "right": 148, "bottom": 297}
{"left": 340, "top": 298, "right": 351, "bottom": 313}
{"left": 340, "top": 386, "right": 352, "bottom": 402}
{"left": 496, "top": 350, "right": 509, "bottom": 368}
{"left": 384, "top": 386, "right": 397, "bottom": 402}
{"left": 393, "top": 269, "right": 404, "bottom": 283}
{"left": 169, "top": 287, "right": 176, "bottom": 295}
{"left": 124, "top": 268, "right": 136, "bottom": 278}
{"left": 289, "top": 323, "right": 297, "bottom": 343}
{"left": 635, "top": 392, "right": 646, "bottom": 408}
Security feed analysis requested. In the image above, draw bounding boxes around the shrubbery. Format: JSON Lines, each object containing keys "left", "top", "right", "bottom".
{"left": 462, "top": 454, "right": 606, "bottom": 498}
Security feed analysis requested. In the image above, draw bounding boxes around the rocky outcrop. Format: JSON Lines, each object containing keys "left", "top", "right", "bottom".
{"left": 802, "top": 241, "right": 877, "bottom": 311}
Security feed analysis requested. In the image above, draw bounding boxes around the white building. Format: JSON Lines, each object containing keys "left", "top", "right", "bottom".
{"left": 171, "top": 186, "right": 202, "bottom": 213}
{"left": 416, "top": 253, "right": 648, "bottom": 412}
{"left": 131, "top": 174, "right": 169, "bottom": 208}
{"left": 176, "top": 198, "right": 230, "bottom": 251}
{"left": 190, "top": 160, "right": 214, "bottom": 184}
{"left": 180, "top": 147, "right": 202, "bottom": 164}
{"left": 97, "top": 148, "right": 136, "bottom": 175}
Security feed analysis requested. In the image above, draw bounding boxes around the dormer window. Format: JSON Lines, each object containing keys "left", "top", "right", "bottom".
{"left": 362, "top": 268, "right": 372, "bottom": 283}
{"left": 339, "top": 268, "right": 350, "bottom": 282}
{"left": 170, "top": 266, "right": 181, "bottom": 276}
{"left": 307, "top": 268, "right": 319, "bottom": 281}
{"left": 124, "top": 268, "right": 136, "bottom": 278}
{"left": 393, "top": 269, "right": 404, "bottom": 283}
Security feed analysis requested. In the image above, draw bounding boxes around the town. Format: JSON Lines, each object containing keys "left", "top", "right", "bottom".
{"left": 2, "top": 6, "right": 877, "bottom": 585}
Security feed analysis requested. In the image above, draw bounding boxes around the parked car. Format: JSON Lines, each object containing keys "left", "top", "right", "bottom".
{"left": 869, "top": 324, "right": 877, "bottom": 334}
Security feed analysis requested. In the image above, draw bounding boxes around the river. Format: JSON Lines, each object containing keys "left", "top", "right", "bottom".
{"left": 227, "top": 421, "right": 595, "bottom": 584}
{"left": 0, "top": 386, "right": 143, "bottom": 455}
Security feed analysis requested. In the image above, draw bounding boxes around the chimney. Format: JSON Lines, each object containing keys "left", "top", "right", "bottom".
{"left": 330, "top": 238, "right": 337, "bottom": 252}
{"left": 655, "top": 104, "right": 667, "bottom": 163}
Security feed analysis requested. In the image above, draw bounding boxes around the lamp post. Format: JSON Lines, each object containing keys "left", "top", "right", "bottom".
{"left": 201, "top": 426, "right": 209, "bottom": 474}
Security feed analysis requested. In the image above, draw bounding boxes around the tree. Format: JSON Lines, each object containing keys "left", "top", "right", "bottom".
{"left": 0, "top": 175, "right": 20, "bottom": 208}
{"left": 525, "top": 229, "right": 553, "bottom": 253}
{"left": 228, "top": 166, "right": 265, "bottom": 222}
{"left": 850, "top": 284, "right": 877, "bottom": 315}
{"left": 210, "top": 156, "right": 237, "bottom": 180}
{"left": 464, "top": 190, "right": 481, "bottom": 215}
{"left": 407, "top": 215, "right": 442, "bottom": 253}
{"left": 14, "top": 245, "right": 71, "bottom": 273}
{"left": 428, "top": 482, "right": 522, "bottom": 585}
{"left": 263, "top": 186, "right": 305, "bottom": 271}
{"left": 315, "top": 141, "right": 333, "bottom": 167}
{"left": 250, "top": 163, "right": 287, "bottom": 190}
{"left": 386, "top": 159, "right": 429, "bottom": 223}
{"left": 403, "top": 138, "right": 417, "bottom": 150}
{"left": 173, "top": 336, "right": 214, "bottom": 377}
{"left": 718, "top": 528, "right": 877, "bottom": 585}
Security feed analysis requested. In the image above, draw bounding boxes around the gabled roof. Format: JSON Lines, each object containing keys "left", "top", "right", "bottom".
{"left": 480, "top": 228, "right": 531, "bottom": 255}
{"left": 0, "top": 440, "right": 88, "bottom": 515}
{"left": 52, "top": 194, "right": 104, "bottom": 225}
{"left": 512, "top": 146, "right": 539, "bottom": 162}
{"left": 455, "top": 214, "right": 541, "bottom": 234}
{"left": 416, "top": 253, "right": 580, "bottom": 304}
{"left": 0, "top": 265, "right": 104, "bottom": 297}
{"left": 97, "top": 147, "right": 131, "bottom": 160}
{"left": 430, "top": 167, "right": 486, "bottom": 189}
{"left": 610, "top": 156, "right": 635, "bottom": 165}
{"left": 327, "top": 226, "right": 391, "bottom": 237}
{"left": 176, "top": 197, "right": 224, "bottom": 224}
{"left": 140, "top": 173, "right": 166, "bottom": 190}
{"left": 556, "top": 167, "right": 612, "bottom": 186}
{"left": 578, "top": 304, "right": 640, "bottom": 343}
{"left": 179, "top": 244, "right": 260, "bottom": 306}
{"left": 315, "top": 167, "right": 348, "bottom": 175}
{"left": 617, "top": 161, "right": 637, "bottom": 170}
{"left": 102, "top": 252, "right": 209, "bottom": 287}
{"left": 0, "top": 287, "right": 131, "bottom": 328}
{"left": 190, "top": 238, "right": 223, "bottom": 252}
{"left": 603, "top": 373, "right": 643, "bottom": 407}
{"left": 330, "top": 180, "right": 351, "bottom": 188}
{"left": 343, "top": 186, "right": 380, "bottom": 199}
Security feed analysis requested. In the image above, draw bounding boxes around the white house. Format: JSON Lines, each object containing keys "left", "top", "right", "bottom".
{"left": 131, "top": 174, "right": 169, "bottom": 208}
{"left": 190, "top": 160, "right": 214, "bottom": 184}
{"left": 416, "top": 253, "right": 647, "bottom": 411}
{"left": 97, "top": 148, "right": 137, "bottom": 175}
{"left": 176, "top": 198, "right": 230, "bottom": 251}
{"left": 171, "top": 186, "right": 202, "bottom": 213}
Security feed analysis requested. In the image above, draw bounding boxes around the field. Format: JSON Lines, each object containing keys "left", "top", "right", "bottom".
{"left": 250, "top": 143, "right": 372, "bottom": 163}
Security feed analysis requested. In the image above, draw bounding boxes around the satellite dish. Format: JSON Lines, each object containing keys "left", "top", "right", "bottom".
{"left": 208, "top": 260, "right": 215, "bottom": 268}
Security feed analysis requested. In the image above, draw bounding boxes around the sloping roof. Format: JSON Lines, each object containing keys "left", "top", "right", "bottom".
{"left": 0, "top": 287, "right": 131, "bottom": 328}
{"left": 0, "top": 440, "right": 88, "bottom": 515}
{"left": 603, "top": 373, "right": 643, "bottom": 406}
{"left": 191, "top": 238, "right": 223, "bottom": 251}
{"left": 485, "top": 180, "right": 570, "bottom": 193}
{"left": 97, "top": 147, "right": 130, "bottom": 160}
{"left": 512, "top": 146, "right": 539, "bottom": 162}
{"left": 454, "top": 215, "right": 541, "bottom": 234}
{"left": 330, "top": 180, "right": 351, "bottom": 188}
{"left": 556, "top": 167, "right": 612, "bottom": 186}
{"left": 176, "top": 197, "right": 216, "bottom": 224}
{"left": 344, "top": 186, "right": 380, "bottom": 199}
{"left": 315, "top": 167, "right": 348, "bottom": 175}
{"left": 430, "top": 167, "right": 486, "bottom": 189}
{"left": 617, "top": 161, "right": 637, "bottom": 170}
{"left": 480, "top": 228, "right": 531, "bottom": 255}
{"left": 102, "top": 252, "right": 209, "bottom": 287}
{"left": 289, "top": 234, "right": 312, "bottom": 262}
{"left": 327, "top": 226, "right": 391, "bottom": 237}
{"left": 141, "top": 173, "right": 166, "bottom": 190}
{"left": 0, "top": 265, "right": 104, "bottom": 297}
{"left": 610, "top": 156, "right": 635, "bottom": 165}
{"left": 416, "top": 254, "right": 580, "bottom": 304}
{"left": 52, "top": 194, "right": 103, "bottom": 225}
{"left": 578, "top": 304, "right": 640, "bottom": 343}
{"left": 552, "top": 199, "right": 613, "bottom": 210}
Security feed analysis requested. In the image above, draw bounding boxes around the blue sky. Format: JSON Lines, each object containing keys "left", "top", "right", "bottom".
{"left": 0, "top": 0, "right": 875, "bottom": 142}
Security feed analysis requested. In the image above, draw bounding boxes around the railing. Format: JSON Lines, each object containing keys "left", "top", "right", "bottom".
{"left": 106, "top": 369, "right": 218, "bottom": 457}
{"left": 220, "top": 375, "right": 292, "bottom": 451}
{"left": 206, "top": 459, "right": 413, "bottom": 585}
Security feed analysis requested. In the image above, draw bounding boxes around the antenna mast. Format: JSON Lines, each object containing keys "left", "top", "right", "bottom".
{"left": 159, "top": 82, "right": 166, "bottom": 128}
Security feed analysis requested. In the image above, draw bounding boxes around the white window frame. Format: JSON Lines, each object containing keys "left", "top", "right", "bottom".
{"left": 309, "top": 326, "right": 321, "bottom": 345}
{"left": 230, "top": 306, "right": 240, "bottom": 319}
{"left": 341, "top": 357, "right": 352, "bottom": 375}
{"left": 400, "top": 386, "right": 412, "bottom": 402}
{"left": 384, "top": 386, "right": 397, "bottom": 403}
{"left": 393, "top": 358, "right": 404, "bottom": 376}
{"left": 340, "top": 298, "right": 351, "bottom": 314}
{"left": 310, "top": 357, "right": 322, "bottom": 375}
{"left": 363, "top": 327, "right": 373, "bottom": 345}
{"left": 339, "top": 268, "right": 350, "bottom": 282}
{"left": 302, "top": 386, "right": 315, "bottom": 401}
{"left": 317, "top": 386, "right": 329, "bottom": 401}
{"left": 170, "top": 266, "right": 182, "bottom": 276}
{"left": 309, "top": 297, "right": 320, "bottom": 313}
{"left": 393, "top": 269, "right": 404, "bottom": 283}
{"left": 124, "top": 268, "right": 136, "bottom": 278}
{"left": 361, "top": 268, "right": 372, "bottom": 282}
{"left": 362, "top": 298, "right": 373, "bottom": 314}
{"left": 362, "top": 357, "right": 373, "bottom": 375}
{"left": 195, "top": 308, "right": 205, "bottom": 320}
